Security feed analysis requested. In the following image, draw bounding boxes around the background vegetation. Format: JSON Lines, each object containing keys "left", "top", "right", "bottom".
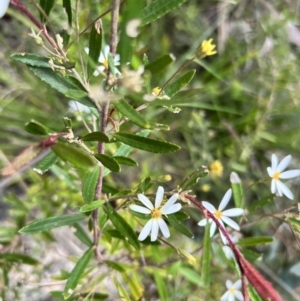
{"left": 0, "top": 0, "right": 300, "bottom": 300}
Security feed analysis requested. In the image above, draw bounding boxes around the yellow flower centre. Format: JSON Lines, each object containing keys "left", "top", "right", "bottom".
{"left": 273, "top": 171, "right": 281, "bottom": 180}
{"left": 151, "top": 208, "right": 162, "bottom": 219}
{"left": 152, "top": 87, "right": 162, "bottom": 96}
{"left": 209, "top": 160, "right": 224, "bottom": 177}
{"left": 229, "top": 287, "right": 236, "bottom": 294}
{"left": 103, "top": 59, "right": 109, "bottom": 69}
{"left": 214, "top": 210, "right": 222, "bottom": 220}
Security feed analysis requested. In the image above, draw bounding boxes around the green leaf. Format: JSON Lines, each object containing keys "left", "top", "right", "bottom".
{"left": 141, "top": 0, "right": 188, "bottom": 26}
{"left": 34, "top": 151, "right": 58, "bottom": 174}
{"left": 154, "top": 273, "right": 168, "bottom": 301}
{"left": 248, "top": 284, "right": 264, "bottom": 301}
{"left": 167, "top": 215, "right": 194, "bottom": 238}
{"left": 165, "top": 70, "right": 196, "bottom": 98}
{"left": 72, "top": 223, "right": 93, "bottom": 247}
{"left": 87, "top": 22, "right": 102, "bottom": 78}
{"left": 19, "top": 213, "right": 86, "bottom": 234}
{"left": 113, "top": 156, "right": 138, "bottom": 167}
{"left": 178, "top": 266, "right": 202, "bottom": 285}
{"left": 0, "top": 253, "right": 39, "bottom": 265}
{"left": 113, "top": 133, "right": 180, "bottom": 153}
{"left": 231, "top": 172, "right": 244, "bottom": 208}
{"left": 237, "top": 237, "right": 273, "bottom": 247}
{"left": 65, "top": 89, "right": 89, "bottom": 100}
{"left": 94, "top": 154, "right": 121, "bottom": 172}
{"left": 114, "top": 99, "right": 152, "bottom": 129}
{"left": 24, "top": 120, "right": 50, "bottom": 136}
{"left": 145, "top": 54, "right": 174, "bottom": 74}
{"left": 51, "top": 141, "right": 98, "bottom": 169}
{"left": 63, "top": 0, "right": 72, "bottom": 25}
{"left": 82, "top": 165, "right": 100, "bottom": 204}
{"left": 114, "top": 277, "right": 131, "bottom": 301}
{"left": 248, "top": 194, "right": 274, "bottom": 212}
{"left": 81, "top": 131, "right": 109, "bottom": 143}
{"left": 28, "top": 66, "right": 95, "bottom": 108}
{"left": 51, "top": 291, "right": 108, "bottom": 300}
{"left": 11, "top": 53, "right": 55, "bottom": 68}
{"left": 200, "top": 221, "right": 211, "bottom": 288}
{"left": 105, "top": 260, "right": 126, "bottom": 272}
{"left": 103, "top": 204, "right": 140, "bottom": 251}
{"left": 179, "top": 167, "right": 209, "bottom": 190}
{"left": 80, "top": 200, "right": 105, "bottom": 213}
{"left": 40, "top": 0, "right": 55, "bottom": 20}
{"left": 173, "top": 211, "right": 190, "bottom": 220}
{"left": 63, "top": 248, "right": 93, "bottom": 299}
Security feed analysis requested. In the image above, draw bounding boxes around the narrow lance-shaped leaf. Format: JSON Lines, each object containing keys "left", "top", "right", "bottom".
{"left": 164, "top": 70, "right": 196, "bottom": 98}
{"left": 51, "top": 141, "right": 98, "bottom": 169}
{"left": 40, "top": 0, "right": 55, "bottom": 22}
{"left": 103, "top": 204, "right": 140, "bottom": 251}
{"left": 87, "top": 21, "right": 102, "bottom": 78}
{"left": 179, "top": 167, "right": 209, "bottom": 190}
{"left": 237, "top": 236, "right": 273, "bottom": 247}
{"left": 63, "top": 248, "right": 94, "bottom": 299}
{"left": 80, "top": 200, "right": 105, "bottom": 213}
{"left": 141, "top": 0, "right": 188, "bottom": 26}
{"left": 72, "top": 223, "right": 93, "bottom": 247}
{"left": 167, "top": 214, "right": 194, "bottom": 238}
{"left": 82, "top": 165, "right": 100, "bottom": 204}
{"left": 145, "top": 54, "right": 174, "bottom": 74}
{"left": 81, "top": 131, "right": 109, "bottom": 142}
{"left": 11, "top": 53, "right": 62, "bottom": 68}
{"left": 113, "top": 133, "right": 180, "bottom": 154}
{"left": 231, "top": 172, "right": 244, "bottom": 208}
{"left": 19, "top": 213, "right": 86, "bottom": 234}
{"left": 0, "top": 253, "right": 39, "bottom": 265}
{"left": 24, "top": 120, "right": 50, "bottom": 136}
{"left": 33, "top": 151, "right": 58, "bottom": 175}
{"left": 200, "top": 221, "right": 211, "bottom": 288}
{"left": 94, "top": 154, "right": 121, "bottom": 172}
{"left": 113, "top": 156, "right": 138, "bottom": 167}
{"left": 63, "top": 0, "right": 72, "bottom": 25}
{"left": 154, "top": 273, "right": 168, "bottom": 301}
{"left": 114, "top": 99, "right": 152, "bottom": 129}
{"left": 28, "top": 66, "right": 95, "bottom": 108}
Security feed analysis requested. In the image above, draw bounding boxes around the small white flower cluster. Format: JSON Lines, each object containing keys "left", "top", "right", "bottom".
{"left": 0, "top": 0, "right": 10, "bottom": 18}
{"left": 129, "top": 186, "right": 181, "bottom": 242}
{"left": 267, "top": 154, "right": 300, "bottom": 200}
{"left": 198, "top": 188, "right": 244, "bottom": 244}
{"left": 221, "top": 279, "right": 244, "bottom": 301}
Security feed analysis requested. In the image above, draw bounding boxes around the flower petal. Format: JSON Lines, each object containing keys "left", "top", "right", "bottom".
{"left": 222, "top": 208, "right": 244, "bottom": 217}
{"left": 157, "top": 218, "right": 170, "bottom": 238}
{"left": 271, "top": 179, "right": 276, "bottom": 194}
{"left": 151, "top": 219, "right": 159, "bottom": 241}
{"left": 210, "top": 221, "right": 217, "bottom": 237}
{"left": 233, "top": 279, "right": 242, "bottom": 289}
{"left": 276, "top": 180, "right": 294, "bottom": 200}
{"left": 219, "top": 229, "right": 228, "bottom": 244}
{"left": 219, "top": 189, "right": 232, "bottom": 211}
{"left": 138, "top": 219, "right": 153, "bottom": 241}
{"left": 155, "top": 186, "right": 164, "bottom": 208}
{"left": 202, "top": 201, "right": 216, "bottom": 213}
{"left": 228, "top": 295, "right": 234, "bottom": 301}
{"left": 138, "top": 194, "right": 154, "bottom": 210}
{"left": 226, "top": 280, "right": 233, "bottom": 289}
{"left": 103, "top": 45, "right": 110, "bottom": 57}
{"left": 221, "top": 216, "right": 240, "bottom": 231}
{"left": 220, "top": 291, "right": 230, "bottom": 301}
{"left": 198, "top": 219, "right": 207, "bottom": 227}
{"left": 280, "top": 170, "right": 300, "bottom": 179}
{"left": 162, "top": 203, "right": 182, "bottom": 215}
{"left": 271, "top": 154, "right": 279, "bottom": 173}
{"left": 0, "top": 0, "right": 10, "bottom": 18}
{"left": 235, "top": 291, "right": 244, "bottom": 301}
{"left": 129, "top": 205, "right": 151, "bottom": 214}
{"left": 161, "top": 193, "right": 179, "bottom": 211}
{"left": 222, "top": 246, "right": 233, "bottom": 259}
{"left": 277, "top": 155, "right": 291, "bottom": 172}
{"left": 114, "top": 54, "right": 120, "bottom": 63}
{"left": 267, "top": 166, "right": 273, "bottom": 177}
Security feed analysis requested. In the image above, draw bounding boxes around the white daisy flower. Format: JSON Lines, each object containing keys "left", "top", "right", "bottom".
{"left": 267, "top": 154, "right": 300, "bottom": 200}
{"left": 198, "top": 189, "right": 244, "bottom": 244}
{"left": 85, "top": 45, "right": 121, "bottom": 77}
{"left": 129, "top": 186, "right": 181, "bottom": 241}
{"left": 221, "top": 279, "right": 244, "bottom": 301}
{"left": 0, "top": 0, "right": 10, "bottom": 18}
{"left": 222, "top": 236, "right": 239, "bottom": 260}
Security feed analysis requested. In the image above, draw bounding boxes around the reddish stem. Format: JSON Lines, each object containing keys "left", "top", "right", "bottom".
{"left": 10, "top": 0, "right": 58, "bottom": 50}
{"left": 184, "top": 194, "right": 282, "bottom": 301}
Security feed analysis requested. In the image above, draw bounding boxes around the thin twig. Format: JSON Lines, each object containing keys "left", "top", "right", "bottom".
{"left": 92, "top": 0, "right": 121, "bottom": 263}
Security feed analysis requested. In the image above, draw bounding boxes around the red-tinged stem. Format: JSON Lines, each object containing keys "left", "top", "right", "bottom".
{"left": 10, "top": 0, "right": 58, "bottom": 51}
{"left": 184, "top": 194, "right": 282, "bottom": 301}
